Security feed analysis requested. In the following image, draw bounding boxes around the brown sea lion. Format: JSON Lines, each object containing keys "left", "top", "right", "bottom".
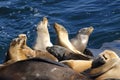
{"left": 5, "top": 34, "right": 58, "bottom": 66}
{"left": 54, "top": 23, "right": 81, "bottom": 54}
{"left": 46, "top": 45, "right": 92, "bottom": 61}
{"left": 18, "top": 34, "right": 58, "bottom": 62}
{"left": 33, "top": 17, "right": 53, "bottom": 52}
{"left": 54, "top": 23, "right": 91, "bottom": 60}
{"left": 70, "top": 26, "right": 94, "bottom": 53}
{"left": 0, "top": 58, "right": 90, "bottom": 80}
{"left": 88, "top": 50, "right": 120, "bottom": 80}
{"left": 4, "top": 37, "right": 28, "bottom": 65}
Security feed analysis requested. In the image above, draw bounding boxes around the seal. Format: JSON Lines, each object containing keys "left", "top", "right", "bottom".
{"left": 5, "top": 34, "right": 58, "bottom": 66}
{"left": 4, "top": 36, "right": 28, "bottom": 65}
{"left": 18, "top": 34, "right": 58, "bottom": 62}
{"left": 54, "top": 23, "right": 81, "bottom": 54}
{"left": 88, "top": 50, "right": 120, "bottom": 80}
{"left": 70, "top": 26, "right": 94, "bottom": 53}
{"left": 0, "top": 58, "right": 89, "bottom": 80}
{"left": 54, "top": 23, "right": 89, "bottom": 57}
{"left": 33, "top": 17, "right": 53, "bottom": 52}
{"left": 47, "top": 45, "right": 92, "bottom": 61}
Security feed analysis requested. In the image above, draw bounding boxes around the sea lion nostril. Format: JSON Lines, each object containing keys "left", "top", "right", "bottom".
{"left": 91, "top": 56, "right": 105, "bottom": 68}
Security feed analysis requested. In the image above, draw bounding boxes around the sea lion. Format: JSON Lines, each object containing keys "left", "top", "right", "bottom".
{"left": 61, "top": 60, "right": 92, "bottom": 73}
{"left": 33, "top": 17, "right": 53, "bottom": 52}
{"left": 18, "top": 34, "right": 58, "bottom": 62}
{"left": 54, "top": 23, "right": 81, "bottom": 54}
{"left": 46, "top": 45, "right": 92, "bottom": 61}
{"left": 70, "top": 26, "right": 94, "bottom": 53}
{"left": 54, "top": 22, "right": 91, "bottom": 60}
{"left": 88, "top": 50, "right": 120, "bottom": 80}
{"left": 19, "top": 34, "right": 58, "bottom": 62}
{"left": 0, "top": 58, "right": 89, "bottom": 80}
{"left": 5, "top": 34, "right": 58, "bottom": 66}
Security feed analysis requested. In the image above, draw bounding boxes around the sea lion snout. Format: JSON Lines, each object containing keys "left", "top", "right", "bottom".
{"left": 92, "top": 56, "right": 105, "bottom": 68}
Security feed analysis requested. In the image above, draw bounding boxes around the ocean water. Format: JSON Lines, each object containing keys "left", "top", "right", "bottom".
{"left": 0, "top": 0, "right": 120, "bottom": 63}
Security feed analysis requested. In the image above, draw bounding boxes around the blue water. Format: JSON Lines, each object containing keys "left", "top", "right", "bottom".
{"left": 0, "top": 0, "right": 120, "bottom": 63}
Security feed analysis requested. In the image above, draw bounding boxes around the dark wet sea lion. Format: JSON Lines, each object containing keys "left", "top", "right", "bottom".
{"left": 33, "top": 17, "right": 53, "bottom": 52}
{"left": 70, "top": 26, "right": 94, "bottom": 52}
{"left": 46, "top": 45, "right": 92, "bottom": 61}
{"left": 88, "top": 50, "right": 120, "bottom": 80}
{"left": 0, "top": 58, "right": 89, "bottom": 80}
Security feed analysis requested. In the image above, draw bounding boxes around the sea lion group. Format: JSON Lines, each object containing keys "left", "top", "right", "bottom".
{"left": 0, "top": 17, "right": 120, "bottom": 80}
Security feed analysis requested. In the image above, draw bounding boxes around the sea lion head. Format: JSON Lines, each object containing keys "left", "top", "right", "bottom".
{"left": 99, "top": 50, "right": 119, "bottom": 61}
{"left": 10, "top": 37, "right": 25, "bottom": 49}
{"left": 54, "top": 23, "right": 68, "bottom": 37}
{"left": 37, "top": 17, "right": 48, "bottom": 32}
{"left": 78, "top": 26, "right": 94, "bottom": 36}
{"left": 89, "top": 50, "right": 120, "bottom": 79}
{"left": 9, "top": 34, "right": 27, "bottom": 60}
{"left": 92, "top": 50, "right": 119, "bottom": 68}
{"left": 46, "top": 45, "right": 92, "bottom": 61}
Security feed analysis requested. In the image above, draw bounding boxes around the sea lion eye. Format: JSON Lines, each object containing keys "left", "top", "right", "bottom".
{"left": 17, "top": 39, "right": 21, "bottom": 44}
{"left": 103, "top": 54, "right": 108, "bottom": 60}
{"left": 82, "top": 28, "right": 87, "bottom": 32}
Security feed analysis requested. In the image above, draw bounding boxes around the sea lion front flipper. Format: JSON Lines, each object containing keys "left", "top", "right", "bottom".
{"left": 35, "top": 50, "right": 58, "bottom": 62}
{"left": 60, "top": 60, "right": 92, "bottom": 73}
